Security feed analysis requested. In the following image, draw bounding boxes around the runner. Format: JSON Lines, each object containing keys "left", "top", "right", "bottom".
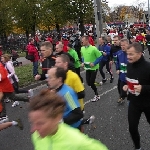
{"left": 55, "top": 54, "right": 95, "bottom": 128}
{"left": 47, "top": 67, "right": 83, "bottom": 129}
{"left": 123, "top": 42, "right": 150, "bottom": 150}
{"left": 55, "top": 54, "right": 85, "bottom": 111}
{"left": 29, "top": 90, "right": 108, "bottom": 150}
{"left": 98, "top": 36, "right": 114, "bottom": 84}
{"left": 1, "top": 54, "right": 33, "bottom": 106}
{"left": 116, "top": 38, "right": 128, "bottom": 104}
{"left": 67, "top": 43, "right": 83, "bottom": 83}
{"left": 35, "top": 41, "right": 55, "bottom": 81}
{"left": 81, "top": 35, "right": 103, "bottom": 102}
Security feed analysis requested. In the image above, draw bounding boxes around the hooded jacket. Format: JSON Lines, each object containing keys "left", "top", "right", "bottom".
{"left": 26, "top": 43, "right": 40, "bottom": 62}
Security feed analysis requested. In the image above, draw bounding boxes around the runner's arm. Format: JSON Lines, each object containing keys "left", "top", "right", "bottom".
{"left": 63, "top": 107, "right": 83, "bottom": 125}
{"left": 77, "top": 90, "right": 85, "bottom": 99}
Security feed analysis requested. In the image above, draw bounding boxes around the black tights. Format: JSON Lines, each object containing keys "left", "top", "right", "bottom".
{"left": 117, "top": 79, "right": 127, "bottom": 99}
{"left": 86, "top": 70, "right": 98, "bottom": 95}
{"left": 0, "top": 92, "right": 29, "bottom": 117}
{"left": 128, "top": 102, "right": 150, "bottom": 149}
{"left": 99, "top": 61, "right": 113, "bottom": 79}
{"left": 75, "top": 67, "right": 83, "bottom": 83}
{"left": 13, "top": 82, "right": 28, "bottom": 94}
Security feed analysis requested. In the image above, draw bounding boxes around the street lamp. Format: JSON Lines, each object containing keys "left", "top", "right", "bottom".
{"left": 94, "top": 0, "right": 108, "bottom": 43}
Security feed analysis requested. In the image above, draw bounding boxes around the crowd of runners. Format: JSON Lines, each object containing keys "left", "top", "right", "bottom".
{"left": 0, "top": 25, "right": 150, "bottom": 150}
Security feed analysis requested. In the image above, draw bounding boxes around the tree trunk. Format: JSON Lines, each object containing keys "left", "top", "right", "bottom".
{"left": 31, "top": 24, "right": 36, "bottom": 39}
{"left": 48, "top": 26, "right": 50, "bottom": 32}
{"left": 56, "top": 23, "right": 61, "bottom": 40}
{"left": 79, "top": 19, "right": 85, "bottom": 36}
{"left": 26, "top": 30, "right": 29, "bottom": 43}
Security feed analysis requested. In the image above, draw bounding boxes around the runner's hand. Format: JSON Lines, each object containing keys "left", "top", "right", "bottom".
{"left": 134, "top": 85, "right": 142, "bottom": 93}
{"left": 81, "top": 63, "right": 84, "bottom": 67}
{"left": 35, "top": 74, "right": 41, "bottom": 80}
{"left": 123, "top": 85, "right": 128, "bottom": 91}
{"left": 116, "top": 70, "right": 120, "bottom": 74}
{"left": 109, "top": 61, "right": 113, "bottom": 65}
{"left": 90, "top": 63, "right": 94, "bottom": 67}
{"left": 103, "top": 52, "right": 107, "bottom": 56}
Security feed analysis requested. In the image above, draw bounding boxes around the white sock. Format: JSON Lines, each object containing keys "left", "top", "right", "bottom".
{"left": 12, "top": 121, "right": 18, "bottom": 126}
{"left": 136, "top": 148, "right": 141, "bottom": 150}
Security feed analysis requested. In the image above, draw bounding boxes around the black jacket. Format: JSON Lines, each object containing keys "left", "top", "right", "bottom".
{"left": 126, "top": 56, "right": 150, "bottom": 106}
{"left": 110, "top": 45, "right": 121, "bottom": 61}
{"left": 40, "top": 54, "right": 56, "bottom": 80}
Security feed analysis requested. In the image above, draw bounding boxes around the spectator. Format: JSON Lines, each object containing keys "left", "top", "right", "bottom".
{"left": 26, "top": 38, "right": 40, "bottom": 76}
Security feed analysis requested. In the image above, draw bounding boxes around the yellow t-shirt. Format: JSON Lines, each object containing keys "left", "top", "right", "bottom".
{"left": 65, "top": 70, "right": 84, "bottom": 110}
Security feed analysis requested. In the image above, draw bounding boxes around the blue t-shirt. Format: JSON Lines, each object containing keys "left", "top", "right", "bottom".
{"left": 58, "top": 84, "right": 81, "bottom": 128}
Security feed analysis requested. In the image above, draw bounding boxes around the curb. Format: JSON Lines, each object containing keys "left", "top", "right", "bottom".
{"left": 20, "top": 80, "right": 47, "bottom": 90}
{"left": 20, "top": 68, "right": 85, "bottom": 90}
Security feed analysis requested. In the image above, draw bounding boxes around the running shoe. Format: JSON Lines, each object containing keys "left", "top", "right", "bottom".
{"left": 82, "top": 115, "right": 95, "bottom": 124}
{"left": 0, "top": 116, "right": 9, "bottom": 124}
{"left": 102, "top": 78, "right": 107, "bottom": 83}
{"left": 94, "top": 82, "right": 103, "bottom": 86}
{"left": 4, "top": 98, "right": 11, "bottom": 103}
{"left": 91, "top": 95, "right": 100, "bottom": 102}
{"left": 12, "top": 101, "right": 19, "bottom": 107}
{"left": 117, "top": 98, "right": 125, "bottom": 104}
{"left": 28, "top": 89, "right": 34, "bottom": 98}
{"left": 117, "top": 98, "right": 122, "bottom": 103}
{"left": 110, "top": 77, "right": 114, "bottom": 83}
{"left": 89, "top": 115, "right": 95, "bottom": 124}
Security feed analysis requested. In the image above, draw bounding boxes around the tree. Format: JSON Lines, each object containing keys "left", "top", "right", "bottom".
{"left": 64, "top": 0, "right": 94, "bottom": 35}
{"left": 12, "top": 0, "right": 42, "bottom": 40}
{"left": 101, "top": 2, "right": 111, "bottom": 23}
{"left": 109, "top": 1, "right": 145, "bottom": 23}
{"left": 0, "top": 0, "right": 13, "bottom": 44}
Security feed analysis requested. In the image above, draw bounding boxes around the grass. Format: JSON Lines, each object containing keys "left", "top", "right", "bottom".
{"left": 3, "top": 50, "right": 26, "bottom": 57}
{"left": 18, "top": 51, "right": 26, "bottom": 57}
{"left": 15, "top": 64, "right": 42, "bottom": 87}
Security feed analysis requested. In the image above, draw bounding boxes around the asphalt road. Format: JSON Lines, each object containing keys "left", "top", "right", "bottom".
{"left": 1, "top": 50, "right": 150, "bottom": 150}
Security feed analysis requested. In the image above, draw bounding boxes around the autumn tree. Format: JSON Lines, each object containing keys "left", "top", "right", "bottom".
{"left": 12, "top": 0, "right": 43, "bottom": 40}
{"left": 110, "top": 0, "right": 145, "bottom": 23}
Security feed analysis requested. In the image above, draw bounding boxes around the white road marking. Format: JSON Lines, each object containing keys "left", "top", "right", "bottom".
{"left": 84, "top": 86, "right": 117, "bottom": 105}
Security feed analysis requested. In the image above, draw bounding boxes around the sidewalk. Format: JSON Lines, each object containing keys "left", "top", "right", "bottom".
{"left": 16, "top": 57, "right": 31, "bottom": 65}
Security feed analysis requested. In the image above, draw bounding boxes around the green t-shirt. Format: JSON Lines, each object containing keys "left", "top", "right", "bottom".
{"left": 81, "top": 45, "right": 102, "bottom": 70}
{"left": 68, "top": 48, "right": 80, "bottom": 68}
{"left": 32, "top": 123, "right": 108, "bottom": 150}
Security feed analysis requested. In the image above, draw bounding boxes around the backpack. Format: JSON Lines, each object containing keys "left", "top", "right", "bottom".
{"left": 25, "top": 52, "right": 34, "bottom": 60}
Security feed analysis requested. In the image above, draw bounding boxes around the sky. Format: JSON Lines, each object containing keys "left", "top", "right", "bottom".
{"left": 107, "top": 0, "right": 147, "bottom": 8}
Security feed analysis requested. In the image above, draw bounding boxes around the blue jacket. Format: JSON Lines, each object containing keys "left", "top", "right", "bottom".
{"left": 116, "top": 50, "right": 128, "bottom": 82}
{"left": 98, "top": 44, "right": 111, "bottom": 62}
{"left": 58, "top": 84, "right": 81, "bottom": 128}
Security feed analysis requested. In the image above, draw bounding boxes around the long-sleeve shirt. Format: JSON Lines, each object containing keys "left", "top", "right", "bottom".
{"left": 98, "top": 44, "right": 111, "bottom": 62}
{"left": 116, "top": 51, "right": 128, "bottom": 82}
{"left": 32, "top": 123, "right": 108, "bottom": 150}
{"left": 5, "top": 61, "right": 19, "bottom": 84}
